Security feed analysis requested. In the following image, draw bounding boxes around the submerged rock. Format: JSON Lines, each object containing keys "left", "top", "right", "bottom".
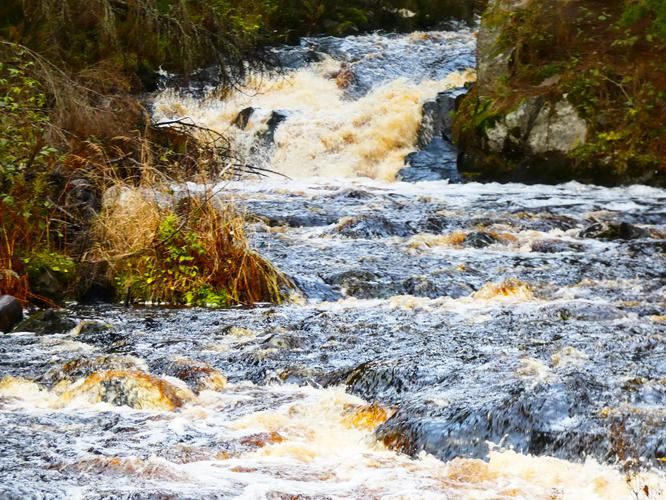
{"left": 339, "top": 360, "right": 421, "bottom": 401}
{"left": 324, "top": 270, "right": 384, "bottom": 299}
{"left": 579, "top": 221, "right": 649, "bottom": 240}
{"left": 0, "top": 295, "right": 22, "bottom": 333}
{"left": 376, "top": 371, "right": 666, "bottom": 467}
{"left": 531, "top": 239, "right": 583, "bottom": 253}
{"left": 333, "top": 215, "right": 413, "bottom": 239}
{"left": 401, "top": 275, "right": 471, "bottom": 299}
{"left": 149, "top": 357, "right": 226, "bottom": 394}
{"left": 543, "top": 303, "right": 625, "bottom": 322}
{"left": 291, "top": 276, "right": 342, "bottom": 302}
{"left": 463, "top": 231, "right": 501, "bottom": 248}
{"left": 12, "top": 309, "right": 75, "bottom": 335}
{"left": 71, "top": 320, "right": 117, "bottom": 338}
{"left": 421, "top": 213, "right": 452, "bottom": 233}
{"left": 264, "top": 213, "right": 338, "bottom": 228}
{"left": 59, "top": 370, "right": 193, "bottom": 410}
{"left": 42, "top": 355, "right": 149, "bottom": 388}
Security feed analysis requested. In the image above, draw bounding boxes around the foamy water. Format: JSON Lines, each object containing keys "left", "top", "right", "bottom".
{"left": 1, "top": 377, "right": 664, "bottom": 498}
{"left": 2, "top": 28, "right": 666, "bottom": 499}
{"left": 152, "top": 31, "right": 476, "bottom": 180}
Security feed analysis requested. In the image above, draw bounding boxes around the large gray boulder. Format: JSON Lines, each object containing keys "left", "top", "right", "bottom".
{"left": 484, "top": 97, "right": 588, "bottom": 156}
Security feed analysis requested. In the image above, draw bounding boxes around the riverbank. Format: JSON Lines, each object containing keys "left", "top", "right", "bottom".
{"left": 0, "top": 1, "right": 484, "bottom": 307}
{"left": 452, "top": 0, "right": 666, "bottom": 186}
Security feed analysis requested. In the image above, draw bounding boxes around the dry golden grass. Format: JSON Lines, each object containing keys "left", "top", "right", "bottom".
{"left": 0, "top": 40, "right": 285, "bottom": 307}
{"left": 90, "top": 182, "right": 290, "bottom": 306}
{"left": 94, "top": 186, "right": 163, "bottom": 258}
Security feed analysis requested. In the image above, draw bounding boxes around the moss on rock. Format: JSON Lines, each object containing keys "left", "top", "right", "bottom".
{"left": 453, "top": 0, "right": 665, "bottom": 185}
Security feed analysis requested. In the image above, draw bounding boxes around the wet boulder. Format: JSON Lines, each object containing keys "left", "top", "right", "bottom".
{"left": 376, "top": 375, "right": 616, "bottom": 463}
{"left": 398, "top": 138, "right": 461, "bottom": 183}
{"left": 334, "top": 63, "right": 356, "bottom": 89}
{"left": 401, "top": 276, "right": 442, "bottom": 299}
{"left": 324, "top": 270, "right": 385, "bottom": 299}
{"left": 333, "top": 215, "right": 413, "bottom": 239}
{"left": 12, "top": 309, "right": 76, "bottom": 335}
{"left": 627, "top": 240, "right": 666, "bottom": 257}
{"left": 42, "top": 355, "right": 149, "bottom": 388}
{"left": 421, "top": 214, "right": 452, "bottom": 234}
{"left": 329, "top": 188, "right": 375, "bottom": 200}
{"left": 59, "top": 370, "right": 194, "bottom": 410}
{"left": 579, "top": 221, "right": 649, "bottom": 240}
{"left": 265, "top": 213, "right": 338, "bottom": 228}
{"left": 232, "top": 107, "right": 288, "bottom": 144}
{"left": 232, "top": 107, "right": 255, "bottom": 130}
{"left": 463, "top": 231, "right": 501, "bottom": 248}
{"left": 71, "top": 320, "right": 129, "bottom": 350}
{"left": 291, "top": 277, "right": 342, "bottom": 302}
{"left": 0, "top": 295, "right": 22, "bottom": 333}
{"left": 401, "top": 276, "right": 472, "bottom": 299}
{"left": 519, "top": 213, "right": 578, "bottom": 232}
{"left": 414, "top": 89, "right": 467, "bottom": 147}
{"left": 399, "top": 87, "right": 468, "bottom": 183}
{"left": 530, "top": 239, "right": 583, "bottom": 254}
{"left": 338, "top": 360, "right": 420, "bottom": 402}
{"left": 273, "top": 45, "right": 322, "bottom": 70}
{"left": 149, "top": 357, "right": 226, "bottom": 394}
{"left": 263, "top": 333, "right": 303, "bottom": 350}
{"left": 544, "top": 302, "right": 625, "bottom": 322}
{"left": 261, "top": 111, "right": 289, "bottom": 144}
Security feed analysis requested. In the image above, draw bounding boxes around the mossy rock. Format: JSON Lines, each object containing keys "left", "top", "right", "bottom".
{"left": 12, "top": 309, "right": 76, "bottom": 335}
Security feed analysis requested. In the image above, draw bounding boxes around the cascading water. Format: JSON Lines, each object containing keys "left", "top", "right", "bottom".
{"left": 1, "top": 27, "right": 665, "bottom": 499}
{"left": 152, "top": 30, "right": 476, "bottom": 180}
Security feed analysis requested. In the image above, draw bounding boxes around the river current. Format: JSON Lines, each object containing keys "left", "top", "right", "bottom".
{"left": 1, "top": 29, "right": 665, "bottom": 499}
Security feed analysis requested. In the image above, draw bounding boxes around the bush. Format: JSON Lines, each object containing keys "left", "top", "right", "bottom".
{"left": 0, "top": 44, "right": 60, "bottom": 302}
{"left": 94, "top": 186, "right": 289, "bottom": 306}
{"left": 621, "top": 0, "right": 666, "bottom": 40}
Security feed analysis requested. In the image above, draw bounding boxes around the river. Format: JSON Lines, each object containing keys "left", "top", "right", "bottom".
{"left": 1, "top": 28, "right": 665, "bottom": 499}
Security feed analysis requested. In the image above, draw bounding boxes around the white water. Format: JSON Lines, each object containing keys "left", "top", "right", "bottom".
{"left": 153, "top": 31, "right": 475, "bottom": 180}
{"left": 2, "top": 29, "right": 666, "bottom": 499}
{"left": 1, "top": 377, "right": 664, "bottom": 499}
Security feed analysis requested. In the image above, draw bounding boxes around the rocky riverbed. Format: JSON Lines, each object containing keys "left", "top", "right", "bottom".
{"left": 1, "top": 28, "right": 665, "bottom": 499}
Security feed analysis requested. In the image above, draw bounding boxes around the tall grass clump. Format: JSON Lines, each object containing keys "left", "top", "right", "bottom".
{"left": 92, "top": 184, "right": 288, "bottom": 306}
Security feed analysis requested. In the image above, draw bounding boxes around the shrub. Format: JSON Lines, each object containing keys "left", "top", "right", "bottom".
{"left": 94, "top": 186, "right": 288, "bottom": 306}
{"left": 621, "top": 0, "right": 666, "bottom": 40}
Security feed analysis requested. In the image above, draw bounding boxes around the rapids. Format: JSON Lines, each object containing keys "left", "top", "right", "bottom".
{"left": 1, "top": 29, "right": 666, "bottom": 499}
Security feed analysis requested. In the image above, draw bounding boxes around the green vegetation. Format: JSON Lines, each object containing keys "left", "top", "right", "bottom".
{"left": 263, "top": 0, "right": 484, "bottom": 39}
{"left": 0, "top": 1, "right": 277, "bottom": 305}
{"left": 97, "top": 192, "right": 287, "bottom": 306}
{"left": 620, "top": 0, "right": 666, "bottom": 40}
{"left": 453, "top": 0, "right": 665, "bottom": 185}
{"left": 1, "top": 0, "right": 484, "bottom": 305}
{"left": 0, "top": 44, "right": 60, "bottom": 301}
